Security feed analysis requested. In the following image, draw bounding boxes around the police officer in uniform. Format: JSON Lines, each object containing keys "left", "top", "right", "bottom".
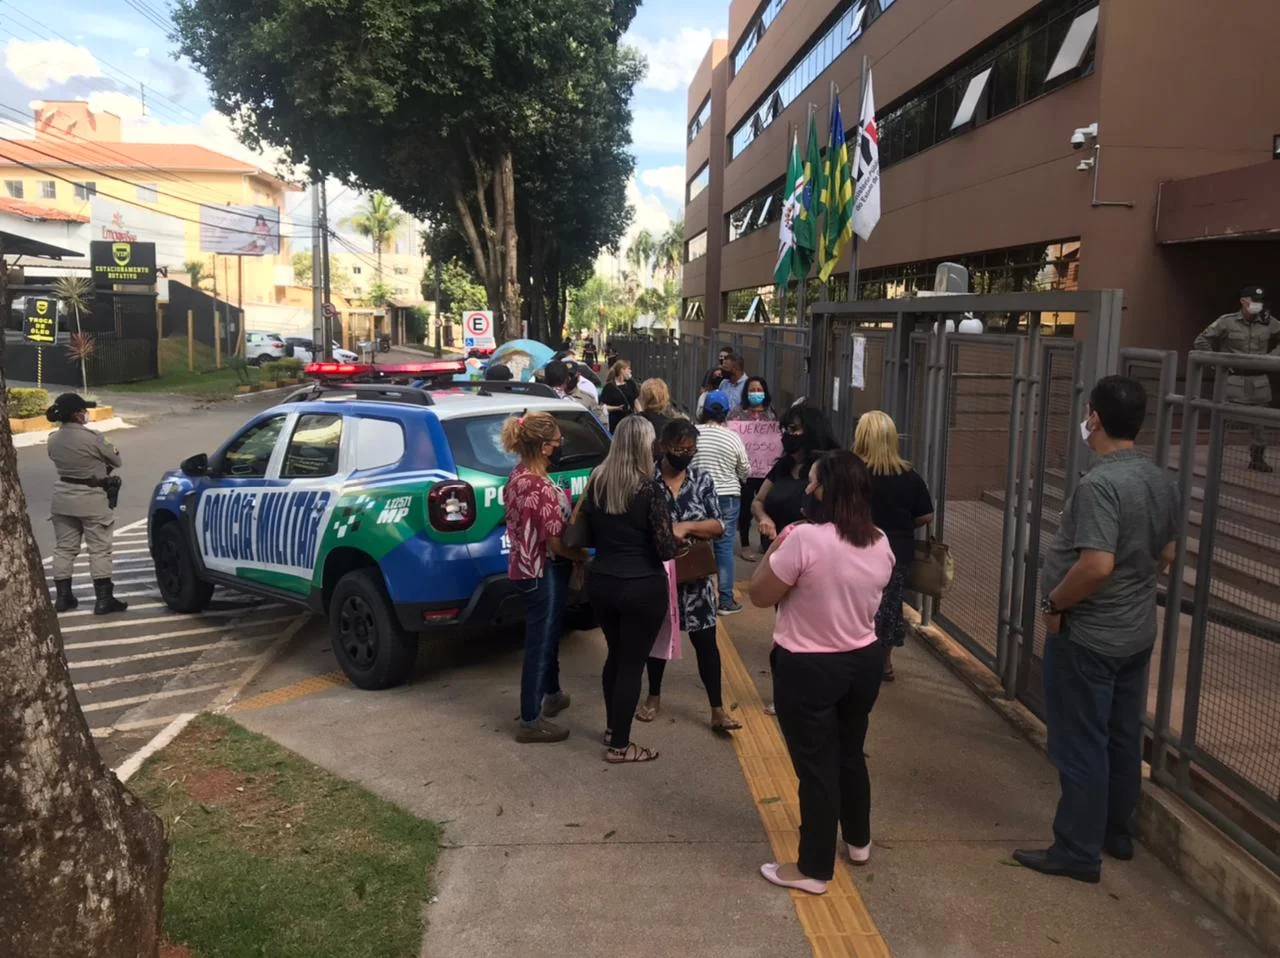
{"left": 45, "top": 393, "right": 128, "bottom": 615}
{"left": 1193, "top": 286, "right": 1280, "bottom": 472}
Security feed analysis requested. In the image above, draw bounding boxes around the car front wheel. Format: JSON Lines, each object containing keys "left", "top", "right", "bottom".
{"left": 154, "top": 522, "right": 214, "bottom": 613}
{"left": 328, "top": 569, "right": 418, "bottom": 690}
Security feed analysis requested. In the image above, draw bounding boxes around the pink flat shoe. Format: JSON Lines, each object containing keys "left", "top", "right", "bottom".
{"left": 847, "top": 843, "right": 871, "bottom": 866}
{"left": 759, "top": 862, "right": 828, "bottom": 895}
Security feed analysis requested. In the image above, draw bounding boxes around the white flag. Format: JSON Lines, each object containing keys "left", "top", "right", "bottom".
{"left": 852, "top": 72, "right": 881, "bottom": 242}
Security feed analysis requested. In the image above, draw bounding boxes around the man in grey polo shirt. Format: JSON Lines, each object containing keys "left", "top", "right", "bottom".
{"left": 1014, "top": 375, "right": 1180, "bottom": 883}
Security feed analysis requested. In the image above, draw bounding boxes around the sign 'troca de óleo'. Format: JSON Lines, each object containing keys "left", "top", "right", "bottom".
{"left": 23, "top": 296, "right": 57, "bottom": 344}
{"left": 90, "top": 240, "right": 157, "bottom": 287}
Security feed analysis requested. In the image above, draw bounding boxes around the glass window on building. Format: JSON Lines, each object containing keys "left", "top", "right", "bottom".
{"left": 878, "top": 0, "right": 1098, "bottom": 169}
{"left": 727, "top": 178, "right": 786, "bottom": 244}
{"left": 730, "top": 1, "right": 897, "bottom": 161}
{"left": 5, "top": 180, "right": 23, "bottom": 199}
{"left": 686, "top": 230, "right": 708, "bottom": 262}
{"left": 40, "top": 180, "right": 55, "bottom": 199}
{"left": 688, "top": 96, "right": 712, "bottom": 144}
{"left": 682, "top": 296, "right": 706, "bottom": 325}
{"left": 687, "top": 164, "right": 710, "bottom": 202}
{"left": 74, "top": 181, "right": 96, "bottom": 200}
{"left": 726, "top": 285, "right": 783, "bottom": 325}
{"left": 352, "top": 265, "right": 362, "bottom": 274}
{"left": 136, "top": 183, "right": 159, "bottom": 203}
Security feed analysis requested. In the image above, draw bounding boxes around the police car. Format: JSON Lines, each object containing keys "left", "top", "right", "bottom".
{"left": 147, "top": 363, "right": 609, "bottom": 689}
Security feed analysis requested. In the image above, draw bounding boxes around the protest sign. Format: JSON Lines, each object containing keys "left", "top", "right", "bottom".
{"left": 727, "top": 419, "right": 783, "bottom": 479}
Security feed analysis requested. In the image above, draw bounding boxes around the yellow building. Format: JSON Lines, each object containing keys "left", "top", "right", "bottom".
{"left": 0, "top": 100, "right": 301, "bottom": 308}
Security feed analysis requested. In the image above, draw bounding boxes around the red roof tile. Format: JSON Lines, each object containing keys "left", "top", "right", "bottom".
{"left": 0, "top": 197, "right": 89, "bottom": 222}
{"left": 0, "top": 138, "right": 262, "bottom": 174}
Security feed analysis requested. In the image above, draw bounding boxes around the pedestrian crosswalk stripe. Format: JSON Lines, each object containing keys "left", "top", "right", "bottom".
{"left": 92, "top": 715, "right": 180, "bottom": 739}
{"left": 60, "top": 605, "right": 284, "bottom": 632}
{"left": 76, "top": 656, "right": 261, "bottom": 692}
{"left": 68, "top": 639, "right": 271, "bottom": 669}
{"left": 64, "top": 614, "right": 296, "bottom": 651}
{"left": 57, "top": 599, "right": 271, "bottom": 619}
{"left": 81, "top": 682, "right": 226, "bottom": 714}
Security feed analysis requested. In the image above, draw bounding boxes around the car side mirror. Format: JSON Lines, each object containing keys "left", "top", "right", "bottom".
{"left": 180, "top": 453, "right": 209, "bottom": 477}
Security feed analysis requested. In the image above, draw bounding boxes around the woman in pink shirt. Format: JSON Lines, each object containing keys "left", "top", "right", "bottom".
{"left": 747, "top": 450, "right": 894, "bottom": 896}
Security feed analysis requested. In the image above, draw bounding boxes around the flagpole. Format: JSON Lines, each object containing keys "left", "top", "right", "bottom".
{"left": 821, "top": 81, "right": 836, "bottom": 307}
{"left": 850, "top": 55, "right": 869, "bottom": 303}
{"left": 797, "top": 105, "right": 812, "bottom": 328}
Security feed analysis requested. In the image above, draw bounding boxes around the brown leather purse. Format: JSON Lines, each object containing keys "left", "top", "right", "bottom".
{"left": 674, "top": 540, "right": 717, "bottom": 584}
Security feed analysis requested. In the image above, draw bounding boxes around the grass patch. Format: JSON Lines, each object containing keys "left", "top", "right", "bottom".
{"left": 131, "top": 714, "right": 441, "bottom": 958}
{"left": 112, "top": 338, "right": 260, "bottom": 400}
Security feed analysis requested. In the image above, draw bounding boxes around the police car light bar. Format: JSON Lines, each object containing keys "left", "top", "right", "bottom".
{"left": 304, "top": 360, "right": 466, "bottom": 379}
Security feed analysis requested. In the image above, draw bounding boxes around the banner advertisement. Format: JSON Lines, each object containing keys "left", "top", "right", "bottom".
{"left": 199, "top": 204, "right": 281, "bottom": 256}
{"left": 90, "top": 240, "right": 157, "bottom": 286}
{"left": 727, "top": 419, "right": 783, "bottom": 479}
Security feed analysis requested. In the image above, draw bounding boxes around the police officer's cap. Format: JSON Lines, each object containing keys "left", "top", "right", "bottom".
{"left": 51, "top": 393, "right": 97, "bottom": 414}
{"left": 1241, "top": 285, "right": 1266, "bottom": 301}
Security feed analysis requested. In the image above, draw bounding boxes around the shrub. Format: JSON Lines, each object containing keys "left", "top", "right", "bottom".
{"left": 227, "top": 355, "right": 252, "bottom": 385}
{"left": 258, "top": 360, "right": 283, "bottom": 383}
{"left": 276, "top": 358, "right": 304, "bottom": 377}
{"left": 5, "top": 387, "right": 51, "bottom": 420}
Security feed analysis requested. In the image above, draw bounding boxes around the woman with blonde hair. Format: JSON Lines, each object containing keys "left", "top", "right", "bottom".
{"left": 600, "top": 359, "right": 639, "bottom": 432}
{"left": 582, "top": 415, "right": 680, "bottom": 763}
{"left": 853, "top": 411, "right": 934, "bottom": 682}
{"left": 637, "top": 377, "right": 674, "bottom": 433}
{"left": 502, "top": 411, "right": 588, "bottom": 743}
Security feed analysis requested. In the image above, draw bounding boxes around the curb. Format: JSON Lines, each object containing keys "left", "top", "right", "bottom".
{"left": 908, "top": 610, "right": 1280, "bottom": 957}
{"left": 12, "top": 416, "right": 134, "bottom": 448}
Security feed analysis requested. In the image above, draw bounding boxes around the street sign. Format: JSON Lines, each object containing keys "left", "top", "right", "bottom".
{"left": 323, "top": 302, "right": 337, "bottom": 320}
{"left": 463, "top": 310, "right": 496, "bottom": 350}
{"left": 90, "top": 240, "right": 157, "bottom": 286}
{"left": 23, "top": 296, "right": 57, "bottom": 344}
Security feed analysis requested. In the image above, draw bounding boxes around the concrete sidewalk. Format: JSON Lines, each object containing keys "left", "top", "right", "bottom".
{"left": 229, "top": 598, "right": 1262, "bottom": 957}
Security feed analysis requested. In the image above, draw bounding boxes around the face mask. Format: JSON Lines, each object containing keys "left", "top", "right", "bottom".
{"left": 1246, "top": 301, "right": 1264, "bottom": 316}
{"left": 781, "top": 433, "right": 805, "bottom": 455}
{"left": 565, "top": 378, "right": 579, "bottom": 394}
{"left": 747, "top": 392, "right": 765, "bottom": 407}
{"left": 1079, "top": 419, "right": 1092, "bottom": 444}
{"left": 666, "top": 451, "right": 693, "bottom": 472}
{"left": 623, "top": 370, "right": 632, "bottom": 381}
{"left": 547, "top": 445, "right": 564, "bottom": 467}
{"left": 801, "top": 492, "right": 822, "bottom": 521}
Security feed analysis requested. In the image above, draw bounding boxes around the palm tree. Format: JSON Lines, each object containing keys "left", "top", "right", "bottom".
{"left": 626, "top": 229, "right": 656, "bottom": 288}
{"left": 656, "top": 222, "right": 684, "bottom": 281}
{"left": 183, "top": 259, "right": 212, "bottom": 290}
{"left": 53, "top": 275, "right": 93, "bottom": 392}
{"left": 343, "top": 192, "right": 407, "bottom": 283}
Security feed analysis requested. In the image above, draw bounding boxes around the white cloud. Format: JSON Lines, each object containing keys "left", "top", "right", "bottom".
{"left": 121, "top": 108, "right": 294, "bottom": 177}
{"left": 4, "top": 39, "right": 103, "bottom": 90}
{"left": 133, "top": 47, "right": 151, "bottom": 58}
{"left": 639, "top": 165, "right": 686, "bottom": 204}
{"left": 629, "top": 27, "right": 722, "bottom": 93}
{"left": 596, "top": 176, "right": 673, "bottom": 281}
{"left": 630, "top": 105, "right": 686, "bottom": 155}
{"left": 87, "top": 90, "right": 145, "bottom": 121}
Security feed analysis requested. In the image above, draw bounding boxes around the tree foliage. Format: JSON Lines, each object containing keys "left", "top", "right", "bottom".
{"left": 173, "top": 0, "right": 641, "bottom": 345}
{"left": 433, "top": 258, "right": 489, "bottom": 320}
{"left": 292, "top": 252, "right": 351, "bottom": 292}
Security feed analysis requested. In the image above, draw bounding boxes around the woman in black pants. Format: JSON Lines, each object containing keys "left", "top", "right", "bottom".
{"left": 583, "top": 415, "right": 679, "bottom": 763}
{"left": 747, "top": 451, "right": 895, "bottom": 895}
{"left": 636, "top": 419, "right": 741, "bottom": 733}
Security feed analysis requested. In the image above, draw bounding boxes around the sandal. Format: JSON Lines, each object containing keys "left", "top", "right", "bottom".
{"left": 635, "top": 701, "right": 660, "bottom": 723}
{"left": 602, "top": 729, "right": 612, "bottom": 746}
{"left": 740, "top": 548, "right": 761, "bottom": 562}
{"left": 605, "top": 743, "right": 660, "bottom": 764}
{"left": 712, "top": 716, "right": 743, "bottom": 733}
{"left": 882, "top": 667, "right": 896, "bottom": 683}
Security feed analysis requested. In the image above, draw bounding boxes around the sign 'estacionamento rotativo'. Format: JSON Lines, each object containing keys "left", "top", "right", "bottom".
{"left": 89, "top": 240, "right": 157, "bottom": 286}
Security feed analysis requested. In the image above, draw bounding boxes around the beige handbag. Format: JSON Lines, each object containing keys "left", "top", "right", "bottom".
{"left": 910, "top": 536, "right": 954, "bottom": 598}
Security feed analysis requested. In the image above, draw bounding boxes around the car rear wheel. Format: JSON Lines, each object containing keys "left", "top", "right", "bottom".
{"left": 329, "top": 569, "right": 418, "bottom": 689}
{"left": 154, "top": 522, "right": 214, "bottom": 613}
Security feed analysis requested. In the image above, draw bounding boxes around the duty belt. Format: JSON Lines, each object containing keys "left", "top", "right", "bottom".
{"left": 59, "top": 476, "right": 107, "bottom": 488}
{"left": 59, "top": 474, "right": 121, "bottom": 509}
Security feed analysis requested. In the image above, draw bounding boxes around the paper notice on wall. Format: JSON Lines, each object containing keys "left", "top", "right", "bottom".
{"left": 832, "top": 376, "right": 841, "bottom": 412}
{"left": 851, "top": 334, "right": 867, "bottom": 390}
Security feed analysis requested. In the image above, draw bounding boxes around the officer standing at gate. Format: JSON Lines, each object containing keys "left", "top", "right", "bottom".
{"left": 45, "top": 393, "right": 128, "bottom": 615}
{"left": 1193, "top": 285, "right": 1280, "bottom": 473}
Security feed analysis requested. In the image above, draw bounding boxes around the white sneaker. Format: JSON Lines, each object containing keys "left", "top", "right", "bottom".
{"left": 847, "top": 842, "right": 871, "bottom": 866}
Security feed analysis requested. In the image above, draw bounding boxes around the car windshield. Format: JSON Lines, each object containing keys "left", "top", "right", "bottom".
{"left": 442, "top": 410, "right": 609, "bottom": 477}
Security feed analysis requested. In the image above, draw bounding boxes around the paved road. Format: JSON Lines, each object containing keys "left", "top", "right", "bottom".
{"left": 18, "top": 394, "right": 315, "bottom": 768}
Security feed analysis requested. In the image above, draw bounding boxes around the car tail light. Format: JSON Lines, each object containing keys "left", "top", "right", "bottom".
{"left": 427, "top": 481, "right": 476, "bottom": 531}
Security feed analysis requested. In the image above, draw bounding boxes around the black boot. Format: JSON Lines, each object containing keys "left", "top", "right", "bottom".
{"left": 54, "top": 579, "right": 78, "bottom": 613}
{"left": 93, "top": 578, "right": 128, "bottom": 616}
{"left": 1249, "top": 446, "right": 1274, "bottom": 474}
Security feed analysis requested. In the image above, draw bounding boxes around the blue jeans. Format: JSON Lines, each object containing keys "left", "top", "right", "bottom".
{"left": 1043, "top": 629, "right": 1152, "bottom": 869}
{"left": 513, "top": 560, "right": 570, "bottom": 724}
{"left": 714, "top": 495, "right": 741, "bottom": 607}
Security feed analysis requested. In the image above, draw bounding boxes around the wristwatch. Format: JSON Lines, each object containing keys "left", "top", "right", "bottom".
{"left": 1040, "top": 596, "right": 1062, "bottom": 615}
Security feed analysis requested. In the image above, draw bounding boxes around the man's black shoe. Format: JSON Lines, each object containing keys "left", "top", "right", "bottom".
{"left": 1012, "top": 848, "right": 1100, "bottom": 883}
{"left": 1103, "top": 835, "right": 1134, "bottom": 861}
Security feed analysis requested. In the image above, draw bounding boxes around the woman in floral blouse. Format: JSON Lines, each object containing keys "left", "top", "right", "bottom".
{"left": 502, "top": 411, "right": 587, "bottom": 744}
{"left": 636, "top": 418, "right": 742, "bottom": 733}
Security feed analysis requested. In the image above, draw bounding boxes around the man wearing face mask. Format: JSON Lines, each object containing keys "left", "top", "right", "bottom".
{"left": 1014, "top": 376, "right": 1180, "bottom": 884}
{"left": 1193, "top": 285, "right": 1280, "bottom": 472}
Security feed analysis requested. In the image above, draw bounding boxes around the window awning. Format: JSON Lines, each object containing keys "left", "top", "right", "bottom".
{"left": 1156, "top": 161, "right": 1280, "bottom": 244}
{"left": 0, "top": 230, "right": 83, "bottom": 259}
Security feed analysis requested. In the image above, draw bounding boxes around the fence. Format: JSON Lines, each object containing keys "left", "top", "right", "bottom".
{"left": 3, "top": 334, "right": 157, "bottom": 387}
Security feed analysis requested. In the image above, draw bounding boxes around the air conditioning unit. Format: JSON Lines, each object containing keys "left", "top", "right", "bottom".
{"left": 934, "top": 262, "right": 969, "bottom": 293}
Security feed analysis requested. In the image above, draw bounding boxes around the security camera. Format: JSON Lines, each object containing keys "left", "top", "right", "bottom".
{"left": 1070, "top": 123, "right": 1099, "bottom": 150}
{"left": 1071, "top": 130, "right": 1087, "bottom": 150}
{"left": 1076, "top": 158, "right": 1095, "bottom": 172}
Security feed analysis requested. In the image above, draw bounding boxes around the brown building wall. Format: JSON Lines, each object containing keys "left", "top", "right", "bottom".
{"left": 684, "top": 40, "right": 729, "bottom": 333}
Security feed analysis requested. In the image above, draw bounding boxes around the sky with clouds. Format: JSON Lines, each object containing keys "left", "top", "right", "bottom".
{"left": 0, "top": 0, "right": 724, "bottom": 254}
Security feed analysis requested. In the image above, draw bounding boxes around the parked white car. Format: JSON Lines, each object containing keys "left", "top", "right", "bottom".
{"left": 285, "top": 337, "right": 359, "bottom": 364}
{"left": 245, "top": 331, "right": 288, "bottom": 365}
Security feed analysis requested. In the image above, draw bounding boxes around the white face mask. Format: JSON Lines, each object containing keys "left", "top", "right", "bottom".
{"left": 1080, "top": 418, "right": 1092, "bottom": 443}
{"left": 1246, "top": 301, "right": 1264, "bottom": 316}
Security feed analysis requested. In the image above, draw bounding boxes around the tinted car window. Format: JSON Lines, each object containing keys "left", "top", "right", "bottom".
{"left": 442, "top": 410, "right": 609, "bottom": 477}
{"left": 220, "top": 415, "right": 287, "bottom": 478}
{"left": 282, "top": 414, "right": 343, "bottom": 478}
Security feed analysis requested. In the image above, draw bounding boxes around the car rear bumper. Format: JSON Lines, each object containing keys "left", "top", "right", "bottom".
{"left": 394, "top": 573, "right": 588, "bottom": 634}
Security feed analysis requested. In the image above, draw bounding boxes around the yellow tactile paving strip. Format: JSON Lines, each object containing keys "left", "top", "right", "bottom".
{"left": 717, "top": 621, "right": 891, "bottom": 958}
{"left": 228, "top": 670, "right": 349, "bottom": 712}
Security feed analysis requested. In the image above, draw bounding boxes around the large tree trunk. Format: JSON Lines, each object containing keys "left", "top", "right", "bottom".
{"left": 496, "top": 148, "right": 520, "bottom": 341}
{"left": 0, "top": 304, "right": 168, "bottom": 953}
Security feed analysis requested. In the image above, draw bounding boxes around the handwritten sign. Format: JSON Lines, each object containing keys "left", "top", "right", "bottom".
{"left": 727, "top": 419, "right": 783, "bottom": 479}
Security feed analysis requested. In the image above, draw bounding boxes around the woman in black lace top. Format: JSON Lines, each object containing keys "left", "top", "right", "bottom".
{"left": 584, "top": 415, "right": 679, "bottom": 763}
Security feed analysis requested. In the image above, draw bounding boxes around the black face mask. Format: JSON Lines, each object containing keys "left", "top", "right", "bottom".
{"left": 666, "top": 451, "right": 693, "bottom": 472}
{"left": 801, "top": 493, "right": 822, "bottom": 521}
{"left": 781, "top": 433, "right": 805, "bottom": 455}
{"left": 547, "top": 445, "right": 564, "bottom": 468}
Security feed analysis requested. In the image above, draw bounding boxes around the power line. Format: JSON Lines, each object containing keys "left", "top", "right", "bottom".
{"left": 120, "top": 0, "right": 171, "bottom": 32}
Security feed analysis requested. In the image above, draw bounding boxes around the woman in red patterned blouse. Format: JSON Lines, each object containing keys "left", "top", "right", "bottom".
{"left": 502, "top": 411, "right": 587, "bottom": 743}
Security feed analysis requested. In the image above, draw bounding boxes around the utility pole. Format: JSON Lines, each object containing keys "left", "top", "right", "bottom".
{"left": 319, "top": 180, "right": 333, "bottom": 359}
{"left": 432, "top": 256, "right": 443, "bottom": 358}
{"left": 310, "top": 180, "right": 323, "bottom": 352}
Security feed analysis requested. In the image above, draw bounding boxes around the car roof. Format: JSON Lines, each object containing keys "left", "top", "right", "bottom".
{"left": 270, "top": 389, "right": 573, "bottom": 421}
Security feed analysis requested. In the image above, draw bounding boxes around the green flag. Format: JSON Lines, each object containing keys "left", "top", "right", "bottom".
{"left": 774, "top": 132, "right": 807, "bottom": 290}
{"left": 819, "top": 91, "right": 854, "bottom": 282}
{"left": 799, "top": 108, "right": 823, "bottom": 277}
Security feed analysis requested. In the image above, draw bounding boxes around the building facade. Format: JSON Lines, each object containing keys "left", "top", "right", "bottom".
{"left": 683, "top": 0, "right": 1280, "bottom": 352}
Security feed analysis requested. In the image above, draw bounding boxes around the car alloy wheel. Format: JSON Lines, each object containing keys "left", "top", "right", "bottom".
{"left": 338, "top": 594, "right": 378, "bottom": 669}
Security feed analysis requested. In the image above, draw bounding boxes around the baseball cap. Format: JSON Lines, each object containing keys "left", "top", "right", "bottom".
{"left": 703, "top": 389, "right": 731, "bottom": 416}
{"left": 1241, "top": 285, "right": 1265, "bottom": 301}
{"left": 52, "top": 392, "right": 97, "bottom": 413}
